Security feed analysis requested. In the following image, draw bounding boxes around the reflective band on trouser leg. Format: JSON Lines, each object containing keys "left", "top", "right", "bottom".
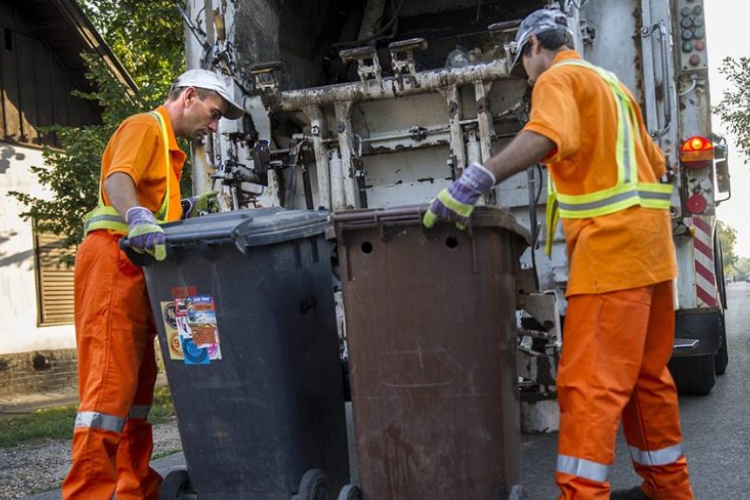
{"left": 623, "top": 281, "right": 694, "bottom": 500}
{"left": 629, "top": 443, "right": 684, "bottom": 467}
{"left": 556, "top": 287, "right": 656, "bottom": 499}
{"left": 74, "top": 411, "right": 125, "bottom": 433}
{"left": 557, "top": 455, "right": 609, "bottom": 483}
{"left": 116, "top": 329, "right": 161, "bottom": 500}
{"left": 62, "top": 232, "right": 156, "bottom": 500}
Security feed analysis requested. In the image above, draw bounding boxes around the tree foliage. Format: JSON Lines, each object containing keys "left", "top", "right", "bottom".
{"left": 9, "top": 0, "right": 185, "bottom": 260}
{"left": 715, "top": 57, "right": 750, "bottom": 163}
{"left": 717, "top": 221, "right": 738, "bottom": 277}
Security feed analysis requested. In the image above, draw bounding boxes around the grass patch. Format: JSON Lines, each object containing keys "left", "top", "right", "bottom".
{"left": 0, "top": 386, "right": 175, "bottom": 449}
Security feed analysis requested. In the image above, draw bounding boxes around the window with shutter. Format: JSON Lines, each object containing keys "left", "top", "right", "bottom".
{"left": 34, "top": 233, "right": 75, "bottom": 326}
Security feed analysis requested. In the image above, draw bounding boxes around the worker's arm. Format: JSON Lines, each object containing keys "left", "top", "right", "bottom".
{"left": 423, "top": 131, "right": 555, "bottom": 229}
{"left": 103, "top": 172, "right": 140, "bottom": 217}
{"left": 104, "top": 172, "right": 167, "bottom": 261}
{"left": 484, "top": 131, "right": 556, "bottom": 183}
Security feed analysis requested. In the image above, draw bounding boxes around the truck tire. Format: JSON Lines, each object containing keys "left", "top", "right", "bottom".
{"left": 714, "top": 318, "right": 729, "bottom": 375}
{"left": 713, "top": 232, "right": 729, "bottom": 376}
{"left": 668, "top": 354, "right": 716, "bottom": 396}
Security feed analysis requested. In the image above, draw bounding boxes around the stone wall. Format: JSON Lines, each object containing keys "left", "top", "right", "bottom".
{"left": 0, "top": 349, "right": 78, "bottom": 398}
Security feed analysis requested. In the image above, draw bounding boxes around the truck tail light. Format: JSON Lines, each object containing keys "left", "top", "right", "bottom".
{"left": 680, "top": 135, "right": 714, "bottom": 169}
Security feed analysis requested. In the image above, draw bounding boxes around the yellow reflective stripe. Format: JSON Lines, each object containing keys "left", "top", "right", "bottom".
{"left": 147, "top": 111, "right": 171, "bottom": 221}
{"left": 544, "top": 59, "right": 669, "bottom": 231}
{"left": 554, "top": 59, "right": 637, "bottom": 187}
{"left": 545, "top": 175, "right": 559, "bottom": 256}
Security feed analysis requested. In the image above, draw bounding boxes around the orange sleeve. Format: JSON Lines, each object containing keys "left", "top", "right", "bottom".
{"left": 105, "top": 119, "right": 161, "bottom": 185}
{"left": 522, "top": 71, "right": 580, "bottom": 163}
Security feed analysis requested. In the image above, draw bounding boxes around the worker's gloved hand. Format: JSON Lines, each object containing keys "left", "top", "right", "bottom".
{"left": 181, "top": 190, "right": 219, "bottom": 219}
{"left": 125, "top": 207, "right": 166, "bottom": 261}
{"left": 423, "top": 163, "right": 496, "bottom": 229}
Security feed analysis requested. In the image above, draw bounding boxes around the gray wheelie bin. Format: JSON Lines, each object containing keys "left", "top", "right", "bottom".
{"left": 132, "top": 207, "right": 356, "bottom": 500}
{"left": 332, "top": 206, "right": 529, "bottom": 500}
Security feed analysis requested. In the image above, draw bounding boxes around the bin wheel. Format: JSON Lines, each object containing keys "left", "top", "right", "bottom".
{"left": 159, "top": 469, "right": 194, "bottom": 500}
{"left": 337, "top": 484, "right": 362, "bottom": 500}
{"left": 298, "top": 469, "right": 330, "bottom": 500}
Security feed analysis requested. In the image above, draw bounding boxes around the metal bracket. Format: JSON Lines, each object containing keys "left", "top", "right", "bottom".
{"left": 249, "top": 61, "right": 285, "bottom": 95}
{"left": 488, "top": 20, "right": 520, "bottom": 68}
{"left": 388, "top": 38, "right": 427, "bottom": 90}
{"left": 516, "top": 292, "right": 562, "bottom": 389}
{"left": 339, "top": 46, "right": 383, "bottom": 92}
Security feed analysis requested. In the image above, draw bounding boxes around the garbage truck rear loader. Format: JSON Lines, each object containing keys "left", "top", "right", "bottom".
{"left": 179, "top": 0, "right": 730, "bottom": 431}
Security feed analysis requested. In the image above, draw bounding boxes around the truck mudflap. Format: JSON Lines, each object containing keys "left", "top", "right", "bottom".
{"left": 669, "top": 307, "right": 725, "bottom": 395}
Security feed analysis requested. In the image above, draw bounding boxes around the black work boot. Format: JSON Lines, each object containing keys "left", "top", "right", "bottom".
{"left": 610, "top": 487, "right": 654, "bottom": 500}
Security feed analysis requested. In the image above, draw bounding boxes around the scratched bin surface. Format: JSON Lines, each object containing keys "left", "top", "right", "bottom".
{"left": 334, "top": 206, "right": 529, "bottom": 500}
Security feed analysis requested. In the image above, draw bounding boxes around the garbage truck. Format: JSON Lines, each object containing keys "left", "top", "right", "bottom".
{"left": 176, "top": 0, "right": 730, "bottom": 430}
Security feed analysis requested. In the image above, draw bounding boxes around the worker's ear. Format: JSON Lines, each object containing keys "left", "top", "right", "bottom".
{"left": 528, "top": 34, "right": 540, "bottom": 54}
{"left": 183, "top": 86, "right": 198, "bottom": 107}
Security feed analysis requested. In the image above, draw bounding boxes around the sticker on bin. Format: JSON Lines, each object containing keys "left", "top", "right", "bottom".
{"left": 160, "top": 301, "right": 183, "bottom": 360}
{"left": 173, "top": 294, "right": 223, "bottom": 364}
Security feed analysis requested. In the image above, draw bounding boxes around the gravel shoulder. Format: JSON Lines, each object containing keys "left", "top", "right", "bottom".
{"left": 0, "top": 418, "right": 182, "bottom": 500}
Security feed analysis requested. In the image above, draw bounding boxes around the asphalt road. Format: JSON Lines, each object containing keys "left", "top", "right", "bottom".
{"left": 24, "top": 283, "right": 750, "bottom": 500}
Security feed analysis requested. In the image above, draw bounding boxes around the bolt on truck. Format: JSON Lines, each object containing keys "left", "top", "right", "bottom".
{"left": 177, "top": 0, "right": 730, "bottom": 430}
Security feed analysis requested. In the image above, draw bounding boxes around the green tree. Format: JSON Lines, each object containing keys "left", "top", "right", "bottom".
{"left": 734, "top": 257, "right": 750, "bottom": 281}
{"left": 717, "top": 221, "right": 738, "bottom": 277}
{"left": 715, "top": 57, "right": 750, "bottom": 163}
{"left": 9, "top": 0, "right": 185, "bottom": 261}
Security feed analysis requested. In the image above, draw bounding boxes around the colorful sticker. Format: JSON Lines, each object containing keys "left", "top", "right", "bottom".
{"left": 171, "top": 293, "right": 222, "bottom": 364}
{"left": 160, "top": 301, "right": 183, "bottom": 360}
{"left": 181, "top": 338, "right": 210, "bottom": 365}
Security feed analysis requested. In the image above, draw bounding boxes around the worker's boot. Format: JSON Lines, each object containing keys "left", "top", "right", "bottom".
{"left": 610, "top": 487, "right": 654, "bottom": 500}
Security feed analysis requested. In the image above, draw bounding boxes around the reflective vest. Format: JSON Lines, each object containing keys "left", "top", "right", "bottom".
{"left": 544, "top": 59, "right": 673, "bottom": 256}
{"left": 82, "top": 111, "right": 171, "bottom": 237}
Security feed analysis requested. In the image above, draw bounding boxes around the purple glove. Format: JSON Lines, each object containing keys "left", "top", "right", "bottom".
{"left": 125, "top": 207, "right": 166, "bottom": 261}
{"left": 423, "top": 163, "right": 496, "bottom": 229}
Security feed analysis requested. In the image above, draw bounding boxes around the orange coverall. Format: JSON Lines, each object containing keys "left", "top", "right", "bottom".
{"left": 62, "top": 106, "right": 186, "bottom": 500}
{"left": 523, "top": 50, "right": 693, "bottom": 500}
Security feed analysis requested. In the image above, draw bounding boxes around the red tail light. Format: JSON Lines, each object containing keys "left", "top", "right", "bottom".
{"left": 680, "top": 136, "right": 714, "bottom": 169}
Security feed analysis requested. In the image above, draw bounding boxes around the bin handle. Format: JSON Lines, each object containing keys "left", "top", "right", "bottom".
{"left": 118, "top": 237, "right": 151, "bottom": 267}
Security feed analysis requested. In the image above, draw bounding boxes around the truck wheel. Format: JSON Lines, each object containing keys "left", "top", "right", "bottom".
{"left": 714, "top": 317, "right": 729, "bottom": 375}
{"left": 668, "top": 354, "right": 716, "bottom": 395}
{"left": 298, "top": 469, "right": 330, "bottom": 500}
{"left": 337, "top": 484, "right": 362, "bottom": 500}
{"left": 159, "top": 469, "right": 193, "bottom": 500}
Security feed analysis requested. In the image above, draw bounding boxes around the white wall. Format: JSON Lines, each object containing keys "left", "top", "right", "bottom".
{"left": 0, "top": 142, "right": 76, "bottom": 355}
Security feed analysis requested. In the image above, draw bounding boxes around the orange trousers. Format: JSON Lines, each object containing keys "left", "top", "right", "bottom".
{"left": 555, "top": 281, "right": 693, "bottom": 500}
{"left": 62, "top": 231, "right": 162, "bottom": 500}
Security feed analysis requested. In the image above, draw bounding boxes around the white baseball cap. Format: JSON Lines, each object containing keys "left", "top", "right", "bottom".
{"left": 173, "top": 69, "right": 244, "bottom": 120}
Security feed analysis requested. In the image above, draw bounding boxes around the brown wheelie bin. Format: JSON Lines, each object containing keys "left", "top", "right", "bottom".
{"left": 332, "top": 206, "right": 529, "bottom": 500}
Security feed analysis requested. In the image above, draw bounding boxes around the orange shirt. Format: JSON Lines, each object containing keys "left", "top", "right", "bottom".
{"left": 101, "top": 106, "right": 187, "bottom": 222}
{"left": 522, "top": 50, "right": 677, "bottom": 296}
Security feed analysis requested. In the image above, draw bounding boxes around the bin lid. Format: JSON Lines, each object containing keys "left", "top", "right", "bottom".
{"left": 331, "top": 205, "right": 531, "bottom": 246}
{"left": 162, "top": 207, "right": 330, "bottom": 248}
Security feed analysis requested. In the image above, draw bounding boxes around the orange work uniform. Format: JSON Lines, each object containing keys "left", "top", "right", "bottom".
{"left": 62, "top": 106, "right": 186, "bottom": 500}
{"left": 523, "top": 50, "right": 693, "bottom": 500}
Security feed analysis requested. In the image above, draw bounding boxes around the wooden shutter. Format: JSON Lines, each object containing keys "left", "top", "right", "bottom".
{"left": 35, "top": 233, "right": 75, "bottom": 325}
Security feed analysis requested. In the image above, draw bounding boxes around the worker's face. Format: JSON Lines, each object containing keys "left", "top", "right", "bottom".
{"left": 182, "top": 88, "right": 228, "bottom": 141}
{"left": 521, "top": 35, "right": 546, "bottom": 85}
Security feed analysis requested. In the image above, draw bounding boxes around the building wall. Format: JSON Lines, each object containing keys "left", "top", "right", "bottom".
{"left": 0, "top": 142, "right": 78, "bottom": 397}
{"left": 0, "top": 142, "right": 76, "bottom": 377}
